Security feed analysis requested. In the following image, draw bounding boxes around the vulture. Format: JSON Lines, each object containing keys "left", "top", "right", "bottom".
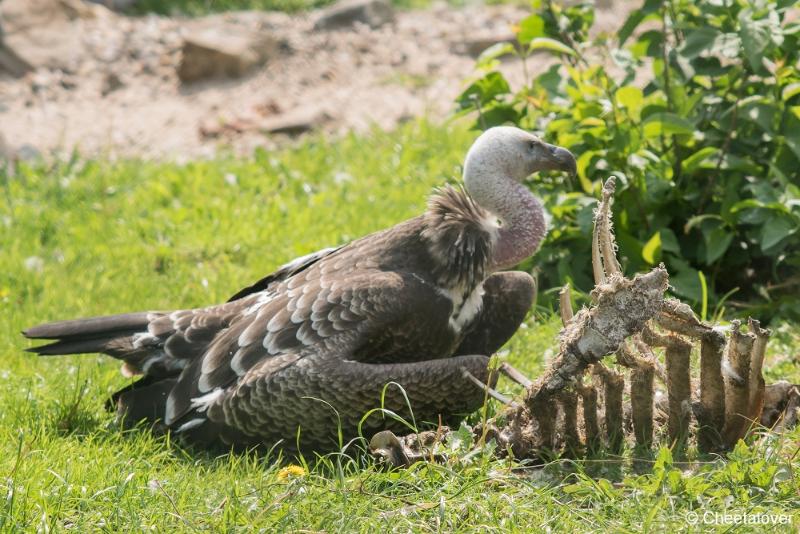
{"left": 23, "top": 127, "right": 576, "bottom": 452}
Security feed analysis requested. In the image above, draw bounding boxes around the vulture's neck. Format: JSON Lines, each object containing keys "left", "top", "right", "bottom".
{"left": 481, "top": 179, "right": 547, "bottom": 271}
{"left": 421, "top": 176, "right": 546, "bottom": 291}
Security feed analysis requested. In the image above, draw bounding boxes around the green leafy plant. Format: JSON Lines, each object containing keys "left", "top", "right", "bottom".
{"left": 456, "top": 0, "right": 800, "bottom": 322}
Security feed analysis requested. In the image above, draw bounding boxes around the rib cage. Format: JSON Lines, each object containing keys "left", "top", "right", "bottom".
{"left": 370, "top": 178, "right": 800, "bottom": 467}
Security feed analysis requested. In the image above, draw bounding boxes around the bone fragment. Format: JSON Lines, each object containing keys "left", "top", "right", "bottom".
{"left": 722, "top": 320, "right": 755, "bottom": 446}
{"left": 697, "top": 327, "right": 727, "bottom": 452}
{"left": 559, "top": 284, "right": 574, "bottom": 325}
{"left": 630, "top": 362, "right": 655, "bottom": 449}
{"left": 578, "top": 383, "right": 600, "bottom": 452}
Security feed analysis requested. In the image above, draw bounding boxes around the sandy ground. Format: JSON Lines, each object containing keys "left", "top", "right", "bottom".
{"left": 0, "top": 1, "right": 624, "bottom": 160}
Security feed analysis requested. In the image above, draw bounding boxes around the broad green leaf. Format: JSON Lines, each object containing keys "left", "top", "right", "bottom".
{"left": 739, "top": 10, "right": 773, "bottom": 73}
{"left": 670, "top": 267, "right": 702, "bottom": 302}
{"left": 476, "top": 103, "right": 520, "bottom": 128}
{"left": 659, "top": 228, "right": 681, "bottom": 254}
{"left": 692, "top": 57, "right": 727, "bottom": 77}
{"left": 783, "top": 82, "right": 800, "bottom": 102}
{"left": 618, "top": 0, "right": 661, "bottom": 45}
{"left": 702, "top": 226, "right": 733, "bottom": 264}
{"left": 783, "top": 114, "right": 800, "bottom": 160}
{"left": 642, "top": 232, "right": 662, "bottom": 265}
{"left": 630, "top": 30, "right": 664, "bottom": 59}
{"left": 615, "top": 86, "right": 644, "bottom": 119}
{"left": 760, "top": 215, "right": 797, "bottom": 252}
{"left": 576, "top": 151, "right": 598, "bottom": 194}
{"left": 682, "top": 147, "right": 719, "bottom": 173}
{"left": 785, "top": 134, "right": 800, "bottom": 162}
{"left": 679, "top": 27, "right": 722, "bottom": 58}
{"left": 578, "top": 117, "right": 605, "bottom": 128}
{"left": 720, "top": 153, "right": 761, "bottom": 174}
{"left": 684, "top": 214, "right": 723, "bottom": 233}
{"left": 456, "top": 72, "right": 511, "bottom": 109}
{"left": 738, "top": 100, "right": 776, "bottom": 134}
{"left": 536, "top": 63, "right": 565, "bottom": 96}
{"left": 730, "top": 199, "right": 789, "bottom": 216}
{"left": 643, "top": 113, "right": 695, "bottom": 138}
{"left": 477, "top": 43, "right": 516, "bottom": 68}
{"left": 528, "top": 38, "right": 576, "bottom": 57}
{"left": 517, "top": 14, "right": 545, "bottom": 45}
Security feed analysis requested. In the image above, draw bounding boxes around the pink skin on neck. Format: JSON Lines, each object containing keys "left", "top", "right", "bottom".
{"left": 461, "top": 127, "right": 551, "bottom": 272}
{"left": 489, "top": 180, "right": 547, "bottom": 272}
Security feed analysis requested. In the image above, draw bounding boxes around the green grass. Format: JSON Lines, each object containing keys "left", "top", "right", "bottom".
{"left": 1, "top": 121, "right": 799, "bottom": 531}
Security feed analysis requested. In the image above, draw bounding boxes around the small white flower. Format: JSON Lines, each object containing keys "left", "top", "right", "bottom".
{"left": 24, "top": 256, "right": 44, "bottom": 273}
{"left": 333, "top": 171, "right": 353, "bottom": 184}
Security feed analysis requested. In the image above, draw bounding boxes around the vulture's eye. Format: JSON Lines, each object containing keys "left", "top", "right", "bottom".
{"left": 529, "top": 141, "right": 537, "bottom": 150}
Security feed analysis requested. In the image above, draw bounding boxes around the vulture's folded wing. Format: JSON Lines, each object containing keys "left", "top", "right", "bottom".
{"left": 226, "top": 246, "right": 341, "bottom": 302}
{"left": 165, "top": 271, "right": 452, "bottom": 426}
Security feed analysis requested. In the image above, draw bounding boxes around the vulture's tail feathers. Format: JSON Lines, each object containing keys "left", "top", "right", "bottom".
{"left": 23, "top": 312, "right": 155, "bottom": 357}
{"left": 26, "top": 338, "right": 118, "bottom": 356}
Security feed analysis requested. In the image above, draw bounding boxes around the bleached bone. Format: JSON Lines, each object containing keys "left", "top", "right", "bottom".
{"left": 461, "top": 367, "right": 517, "bottom": 407}
{"left": 722, "top": 320, "right": 756, "bottom": 446}
{"left": 559, "top": 284, "right": 574, "bottom": 324}
{"left": 499, "top": 362, "right": 533, "bottom": 389}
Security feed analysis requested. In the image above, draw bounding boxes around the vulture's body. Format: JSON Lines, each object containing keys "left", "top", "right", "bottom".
{"left": 24, "top": 127, "right": 576, "bottom": 452}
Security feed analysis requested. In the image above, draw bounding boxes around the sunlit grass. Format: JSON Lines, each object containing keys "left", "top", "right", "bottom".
{"left": 0, "top": 121, "right": 798, "bottom": 531}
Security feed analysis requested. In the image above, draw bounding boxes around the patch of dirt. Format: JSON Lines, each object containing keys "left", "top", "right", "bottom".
{"left": 0, "top": 0, "right": 625, "bottom": 160}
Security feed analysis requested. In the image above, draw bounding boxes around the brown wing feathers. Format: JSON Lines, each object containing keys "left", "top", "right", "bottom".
{"left": 164, "top": 273, "right": 371, "bottom": 426}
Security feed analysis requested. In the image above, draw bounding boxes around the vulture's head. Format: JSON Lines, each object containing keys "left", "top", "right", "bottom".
{"left": 463, "top": 126, "right": 576, "bottom": 189}
{"left": 459, "top": 126, "right": 576, "bottom": 270}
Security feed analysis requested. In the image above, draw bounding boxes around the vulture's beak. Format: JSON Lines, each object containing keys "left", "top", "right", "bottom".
{"left": 543, "top": 143, "right": 577, "bottom": 177}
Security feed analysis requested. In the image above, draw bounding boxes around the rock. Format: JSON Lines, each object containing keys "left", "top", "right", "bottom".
{"left": 259, "top": 107, "right": 329, "bottom": 135}
{"left": 101, "top": 71, "right": 124, "bottom": 95}
{"left": 0, "top": 133, "right": 12, "bottom": 162}
{"left": 313, "top": 0, "right": 395, "bottom": 31}
{"left": 16, "top": 143, "right": 42, "bottom": 162}
{"left": 178, "top": 27, "right": 278, "bottom": 83}
{"left": 0, "top": 0, "right": 108, "bottom": 76}
{"left": 451, "top": 33, "right": 518, "bottom": 57}
{"left": 86, "top": 0, "right": 139, "bottom": 10}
